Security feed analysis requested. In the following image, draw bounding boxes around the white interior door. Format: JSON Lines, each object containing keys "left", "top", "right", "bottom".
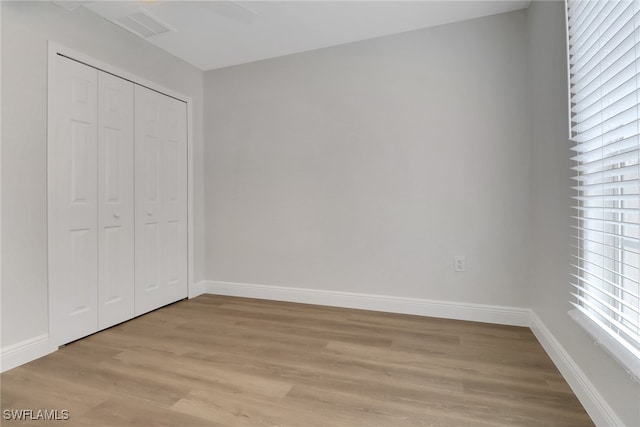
{"left": 134, "top": 85, "right": 187, "bottom": 315}
{"left": 49, "top": 55, "right": 99, "bottom": 346}
{"left": 98, "top": 71, "right": 135, "bottom": 329}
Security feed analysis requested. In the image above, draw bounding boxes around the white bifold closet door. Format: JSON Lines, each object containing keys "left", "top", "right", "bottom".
{"left": 50, "top": 54, "right": 187, "bottom": 347}
{"left": 134, "top": 85, "right": 188, "bottom": 316}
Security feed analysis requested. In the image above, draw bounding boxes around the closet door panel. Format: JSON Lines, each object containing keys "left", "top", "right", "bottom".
{"left": 135, "top": 86, "right": 163, "bottom": 314}
{"left": 135, "top": 86, "right": 187, "bottom": 315}
{"left": 164, "top": 96, "right": 188, "bottom": 303}
{"left": 98, "top": 71, "right": 135, "bottom": 329}
{"left": 49, "top": 55, "right": 99, "bottom": 346}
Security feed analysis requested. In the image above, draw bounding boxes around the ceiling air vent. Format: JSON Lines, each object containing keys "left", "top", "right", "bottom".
{"left": 114, "top": 10, "right": 173, "bottom": 39}
{"left": 51, "top": 1, "right": 87, "bottom": 12}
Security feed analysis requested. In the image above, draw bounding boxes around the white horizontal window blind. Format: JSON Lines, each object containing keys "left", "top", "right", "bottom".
{"left": 567, "top": 0, "right": 640, "bottom": 378}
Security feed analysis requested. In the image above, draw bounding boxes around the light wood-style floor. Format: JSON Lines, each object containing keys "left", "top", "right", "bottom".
{"left": 1, "top": 295, "right": 593, "bottom": 426}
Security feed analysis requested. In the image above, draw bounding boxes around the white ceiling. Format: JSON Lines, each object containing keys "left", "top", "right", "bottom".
{"left": 78, "top": 1, "right": 530, "bottom": 71}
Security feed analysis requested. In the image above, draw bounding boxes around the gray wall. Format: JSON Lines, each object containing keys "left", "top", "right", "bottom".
{"left": 0, "top": 1, "right": 205, "bottom": 348}
{"left": 204, "top": 10, "right": 531, "bottom": 307}
{"left": 527, "top": 1, "right": 640, "bottom": 425}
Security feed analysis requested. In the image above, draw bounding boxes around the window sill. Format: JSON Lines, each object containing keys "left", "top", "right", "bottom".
{"left": 569, "top": 308, "right": 640, "bottom": 383}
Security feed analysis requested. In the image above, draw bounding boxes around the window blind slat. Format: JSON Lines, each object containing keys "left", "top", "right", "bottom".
{"left": 573, "top": 276, "right": 640, "bottom": 306}
{"left": 572, "top": 149, "right": 639, "bottom": 172}
{"left": 573, "top": 181, "right": 639, "bottom": 194}
{"left": 571, "top": 131, "right": 639, "bottom": 155}
{"left": 571, "top": 294, "right": 640, "bottom": 342}
{"left": 573, "top": 264, "right": 640, "bottom": 292}
{"left": 571, "top": 247, "right": 640, "bottom": 274}
{"left": 572, "top": 206, "right": 640, "bottom": 216}
{"left": 571, "top": 163, "right": 640, "bottom": 183}
{"left": 573, "top": 216, "right": 640, "bottom": 231}
{"left": 570, "top": 283, "right": 640, "bottom": 324}
{"left": 571, "top": 134, "right": 639, "bottom": 162}
{"left": 571, "top": 235, "right": 640, "bottom": 256}
{"left": 574, "top": 193, "right": 640, "bottom": 202}
{"left": 571, "top": 118, "right": 639, "bottom": 144}
{"left": 571, "top": 225, "right": 640, "bottom": 246}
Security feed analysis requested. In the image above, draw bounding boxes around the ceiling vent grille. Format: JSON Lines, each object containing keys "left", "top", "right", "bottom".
{"left": 51, "top": 1, "right": 87, "bottom": 12}
{"left": 115, "top": 10, "right": 173, "bottom": 39}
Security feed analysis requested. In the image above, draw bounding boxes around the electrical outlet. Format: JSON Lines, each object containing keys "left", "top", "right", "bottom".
{"left": 454, "top": 256, "right": 466, "bottom": 272}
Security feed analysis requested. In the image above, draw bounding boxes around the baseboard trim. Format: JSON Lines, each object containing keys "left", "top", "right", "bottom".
{"left": 0, "top": 334, "right": 51, "bottom": 373}
{"left": 203, "top": 280, "right": 530, "bottom": 327}
{"left": 529, "top": 312, "right": 623, "bottom": 427}
{"left": 189, "top": 280, "right": 207, "bottom": 298}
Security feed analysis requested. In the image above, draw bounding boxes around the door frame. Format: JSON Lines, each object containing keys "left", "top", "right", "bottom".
{"left": 47, "top": 41, "right": 195, "bottom": 351}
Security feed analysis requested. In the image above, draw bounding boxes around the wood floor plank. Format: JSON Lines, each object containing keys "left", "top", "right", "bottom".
{"left": 111, "top": 349, "right": 294, "bottom": 400}
{"left": 0, "top": 295, "right": 594, "bottom": 426}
